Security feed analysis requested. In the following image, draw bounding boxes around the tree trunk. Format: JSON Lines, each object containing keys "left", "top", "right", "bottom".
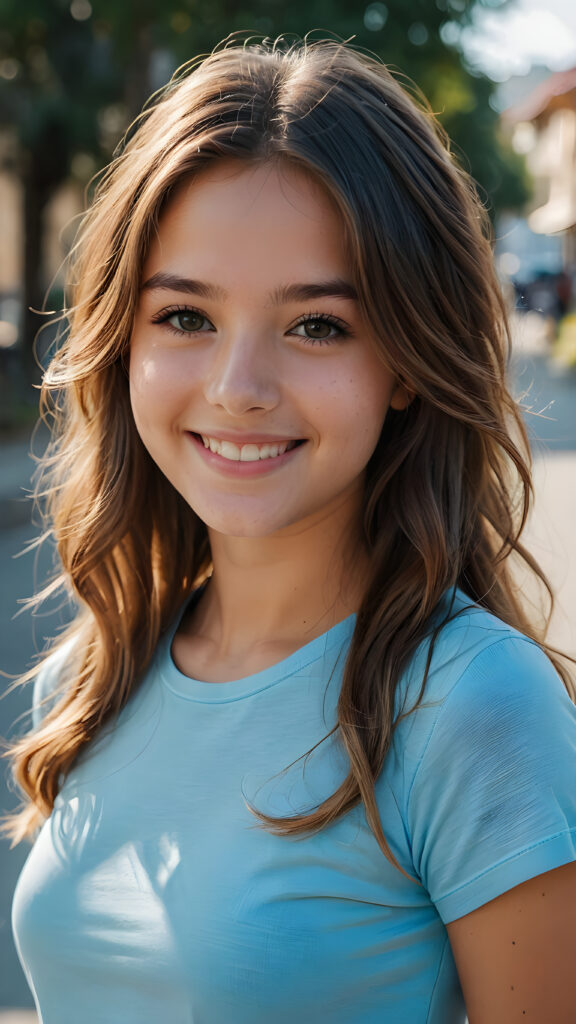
{"left": 20, "top": 153, "right": 50, "bottom": 400}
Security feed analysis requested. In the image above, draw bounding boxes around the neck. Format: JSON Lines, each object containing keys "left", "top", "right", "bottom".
{"left": 194, "top": 503, "right": 368, "bottom": 658}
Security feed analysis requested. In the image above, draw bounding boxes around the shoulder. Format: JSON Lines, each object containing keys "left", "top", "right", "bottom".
{"left": 409, "top": 622, "right": 575, "bottom": 791}
{"left": 391, "top": 596, "right": 576, "bottom": 921}
{"left": 396, "top": 595, "right": 575, "bottom": 791}
{"left": 32, "top": 637, "right": 77, "bottom": 730}
{"left": 400, "top": 593, "right": 566, "bottom": 714}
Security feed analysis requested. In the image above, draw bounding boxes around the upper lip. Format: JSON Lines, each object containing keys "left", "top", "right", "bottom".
{"left": 189, "top": 431, "right": 304, "bottom": 445}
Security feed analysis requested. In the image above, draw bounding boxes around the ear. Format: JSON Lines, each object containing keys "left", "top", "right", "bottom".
{"left": 389, "top": 380, "right": 415, "bottom": 411}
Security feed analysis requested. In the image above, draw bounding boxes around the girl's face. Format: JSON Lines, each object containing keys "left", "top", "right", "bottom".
{"left": 130, "top": 160, "right": 407, "bottom": 540}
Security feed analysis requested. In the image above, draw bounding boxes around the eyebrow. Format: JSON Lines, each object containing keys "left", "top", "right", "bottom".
{"left": 141, "top": 272, "right": 358, "bottom": 304}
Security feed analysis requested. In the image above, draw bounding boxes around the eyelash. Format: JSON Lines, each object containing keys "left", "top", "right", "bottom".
{"left": 150, "top": 305, "right": 214, "bottom": 336}
{"left": 291, "top": 312, "right": 352, "bottom": 345}
{"left": 150, "top": 305, "right": 352, "bottom": 345}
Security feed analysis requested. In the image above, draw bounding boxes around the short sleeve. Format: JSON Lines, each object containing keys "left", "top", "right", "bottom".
{"left": 407, "top": 636, "right": 576, "bottom": 923}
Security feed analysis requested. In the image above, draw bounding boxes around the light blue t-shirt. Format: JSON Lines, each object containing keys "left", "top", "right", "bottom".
{"left": 12, "top": 593, "right": 576, "bottom": 1023}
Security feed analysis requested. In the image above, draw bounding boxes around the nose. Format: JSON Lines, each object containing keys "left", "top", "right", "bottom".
{"left": 203, "top": 332, "right": 280, "bottom": 415}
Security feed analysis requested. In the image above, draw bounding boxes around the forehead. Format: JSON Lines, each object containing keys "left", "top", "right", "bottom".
{"left": 144, "top": 160, "right": 351, "bottom": 287}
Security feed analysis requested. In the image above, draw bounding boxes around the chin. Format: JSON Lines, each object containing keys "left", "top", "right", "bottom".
{"left": 189, "top": 501, "right": 311, "bottom": 540}
{"left": 187, "top": 506, "right": 287, "bottom": 540}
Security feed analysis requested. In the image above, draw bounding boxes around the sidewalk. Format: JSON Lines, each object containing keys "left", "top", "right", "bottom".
{"left": 523, "top": 451, "right": 576, "bottom": 656}
{"left": 0, "top": 1013, "right": 37, "bottom": 1023}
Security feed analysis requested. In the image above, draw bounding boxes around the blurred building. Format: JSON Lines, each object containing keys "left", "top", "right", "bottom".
{"left": 0, "top": 136, "right": 82, "bottom": 380}
{"left": 497, "top": 67, "right": 576, "bottom": 322}
{"left": 0, "top": 131, "right": 21, "bottom": 352}
{"left": 503, "top": 67, "right": 576, "bottom": 266}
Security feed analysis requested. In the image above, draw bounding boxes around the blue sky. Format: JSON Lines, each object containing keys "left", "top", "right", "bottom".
{"left": 462, "top": 0, "right": 576, "bottom": 80}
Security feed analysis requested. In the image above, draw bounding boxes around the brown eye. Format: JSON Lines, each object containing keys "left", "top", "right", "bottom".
{"left": 304, "top": 319, "right": 333, "bottom": 339}
{"left": 290, "top": 315, "right": 347, "bottom": 344}
{"left": 171, "top": 311, "right": 207, "bottom": 332}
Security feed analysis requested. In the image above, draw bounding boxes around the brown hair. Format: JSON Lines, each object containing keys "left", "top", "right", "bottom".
{"left": 3, "top": 36, "right": 572, "bottom": 858}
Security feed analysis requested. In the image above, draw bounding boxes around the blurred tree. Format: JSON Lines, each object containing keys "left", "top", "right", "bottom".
{"left": 0, "top": 0, "right": 526, "bottom": 392}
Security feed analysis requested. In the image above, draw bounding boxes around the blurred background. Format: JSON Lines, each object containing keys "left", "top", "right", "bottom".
{"left": 1, "top": 0, "right": 575, "bottom": 1017}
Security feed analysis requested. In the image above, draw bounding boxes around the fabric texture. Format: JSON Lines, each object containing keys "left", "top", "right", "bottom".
{"left": 12, "top": 591, "right": 576, "bottom": 1023}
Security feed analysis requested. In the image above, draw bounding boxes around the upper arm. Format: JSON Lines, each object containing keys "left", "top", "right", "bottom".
{"left": 447, "top": 861, "right": 576, "bottom": 1023}
{"left": 407, "top": 637, "right": 576, "bottom": 922}
{"left": 402, "top": 633, "right": 576, "bottom": 1018}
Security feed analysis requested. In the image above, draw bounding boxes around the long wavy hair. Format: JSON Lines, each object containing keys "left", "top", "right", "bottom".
{"left": 4, "top": 36, "right": 573, "bottom": 856}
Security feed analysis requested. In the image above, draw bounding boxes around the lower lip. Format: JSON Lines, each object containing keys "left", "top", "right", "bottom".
{"left": 187, "top": 433, "right": 306, "bottom": 477}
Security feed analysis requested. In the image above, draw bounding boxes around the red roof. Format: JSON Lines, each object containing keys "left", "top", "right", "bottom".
{"left": 503, "top": 66, "right": 576, "bottom": 123}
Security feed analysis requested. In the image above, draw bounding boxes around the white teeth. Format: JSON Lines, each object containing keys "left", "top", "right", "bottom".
{"left": 219, "top": 440, "right": 241, "bottom": 461}
{"left": 240, "top": 444, "right": 260, "bottom": 462}
{"left": 199, "top": 435, "right": 296, "bottom": 461}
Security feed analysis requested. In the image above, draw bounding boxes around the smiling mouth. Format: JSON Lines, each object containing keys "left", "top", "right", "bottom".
{"left": 193, "top": 434, "right": 306, "bottom": 462}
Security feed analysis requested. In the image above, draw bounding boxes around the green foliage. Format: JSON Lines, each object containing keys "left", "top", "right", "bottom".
{"left": 0, "top": 0, "right": 524, "bottom": 211}
{"left": 555, "top": 313, "right": 576, "bottom": 369}
{"left": 0, "top": 0, "right": 527, "bottom": 399}
{"left": 440, "top": 72, "right": 531, "bottom": 214}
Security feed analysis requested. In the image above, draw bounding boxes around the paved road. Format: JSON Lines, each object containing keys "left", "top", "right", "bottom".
{"left": 0, "top": 525, "right": 69, "bottom": 1011}
{"left": 0, "top": 318, "right": 574, "bottom": 1015}
{"left": 510, "top": 320, "right": 576, "bottom": 657}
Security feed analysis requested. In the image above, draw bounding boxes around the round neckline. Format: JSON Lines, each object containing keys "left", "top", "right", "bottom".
{"left": 157, "top": 602, "right": 356, "bottom": 703}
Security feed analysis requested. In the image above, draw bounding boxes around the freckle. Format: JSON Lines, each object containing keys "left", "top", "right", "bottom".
{"left": 512, "top": 940, "right": 516, "bottom": 945}
{"left": 510, "top": 986, "right": 515, "bottom": 991}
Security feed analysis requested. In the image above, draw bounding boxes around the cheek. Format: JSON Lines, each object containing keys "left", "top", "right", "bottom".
{"left": 322, "top": 370, "right": 392, "bottom": 444}
{"left": 358, "top": 360, "right": 396, "bottom": 431}
{"left": 129, "top": 360, "right": 157, "bottom": 435}
{"left": 340, "top": 380, "right": 393, "bottom": 470}
{"left": 129, "top": 349, "right": 185, "bottom": 429}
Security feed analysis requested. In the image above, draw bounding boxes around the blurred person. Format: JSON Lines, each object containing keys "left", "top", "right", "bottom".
{"left": 4, "top": 36, "right": 576, "bottom": 1024}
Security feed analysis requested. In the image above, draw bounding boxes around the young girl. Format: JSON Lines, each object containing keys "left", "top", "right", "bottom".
{"left": 6, "top": 36, "right": 576, "bottom": 1024}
